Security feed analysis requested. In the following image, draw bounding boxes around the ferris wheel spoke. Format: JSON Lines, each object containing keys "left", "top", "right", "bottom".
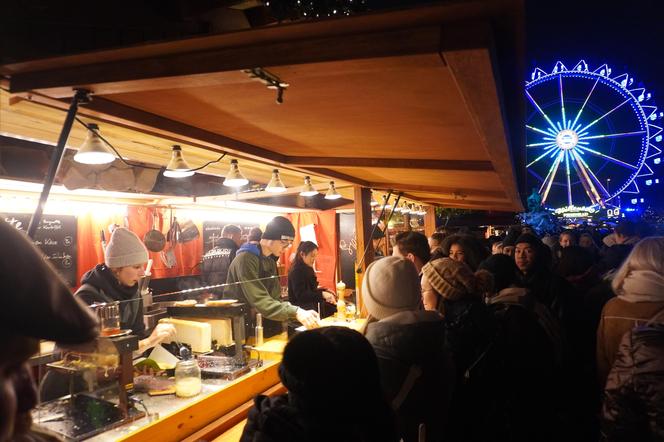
{"left": 526, "top": 141, "right": 559, "bottom": 148}
{"left": 564, "top": 151, "right": 572, "bottom": 207}
{"left": 559, "top": 75, "right": 567, "bottom": 128}
{"left": 526, "top": 125, "right": 556, "bottom": 137}
{"left": 573, "top": 151, "right": 612, "bottom": 198}
{"left": 527, "top": 145, "right": 559, "bottom": 168}
{"left": 571, "top": 77, "right": 600, "bottom": 130}
{"left": 570, "top": 150, "right": 603, "bottom": 206}
{"left": 577, "top": 98, "right": 631, "bottom": 134}
{"left": 578, "top": 130, "right": 646, "bottom": 141}
{"left": 540, "top": 151, "right": 564, "bottom": 204}
{"left": 576, "top": 145, "right": 638, "bottom": 170}
{"left": 526, "top": 90, "right": 558, "bottom": 132}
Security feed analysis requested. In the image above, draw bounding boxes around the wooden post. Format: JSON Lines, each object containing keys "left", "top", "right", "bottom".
{"left": 353, "top": 186, "right": 374, "bottom": 315}
{"left": 424, "top": 205, "right": 436, "bottom": 238}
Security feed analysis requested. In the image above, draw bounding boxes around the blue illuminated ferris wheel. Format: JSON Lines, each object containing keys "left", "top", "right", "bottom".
{"left": 525, "top": 60, "right": 663, "bottom": 211}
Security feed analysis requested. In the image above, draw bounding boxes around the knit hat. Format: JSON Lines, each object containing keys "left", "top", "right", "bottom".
{"left": 105, "top": 227, "right": 149, "bottom": 268}
{"left": 262, "top": 216, "right": 295, "bottom": 241}
{"left": 361, "top": 256, "right": 421, "bottom": 320}
{"left": 421, "top": 257, "right": 493, "bottom": 301}
{"left": 478, "top": 254, "right": 518, "bottom": 292}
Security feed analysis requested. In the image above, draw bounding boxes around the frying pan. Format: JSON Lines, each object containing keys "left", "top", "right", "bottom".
{"left": 144, "top": 212, "right": 166, "bottom": 252}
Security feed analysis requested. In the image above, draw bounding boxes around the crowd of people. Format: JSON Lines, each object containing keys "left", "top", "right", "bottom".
{"left": 243, "top": 219, "right": 664, "bottom": 442}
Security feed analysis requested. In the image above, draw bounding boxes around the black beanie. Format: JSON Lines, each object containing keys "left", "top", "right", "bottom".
{"left": 262, "top": 216, "right": 295, "bottom": 240}
{"left": 478, "top": 254, "right": 519, "bottom": 292}
{"left": 515, "top": 233, "right": 542, "bottom": 248}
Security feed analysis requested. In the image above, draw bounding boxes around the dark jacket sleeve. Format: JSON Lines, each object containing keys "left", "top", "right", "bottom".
{"left": 288, "top": 264, "right": 323, "bottom": 305}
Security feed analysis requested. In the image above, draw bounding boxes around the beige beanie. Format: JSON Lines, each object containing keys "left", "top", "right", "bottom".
{"left": 105, "top": 227, "right": 149, "bottom": 268}
{"left": 361, "top": 256, "right": 421, "bottom": 320}
{"left": 421, "top": 258, "right": 493, "bottom": 301}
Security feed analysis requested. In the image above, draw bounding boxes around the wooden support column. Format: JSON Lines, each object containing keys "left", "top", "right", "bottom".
{"left": 353, "top": 186, "right": 374, "bottom": 315}
{"left": 424, "top": 205, "right": 437, "bottom": 238}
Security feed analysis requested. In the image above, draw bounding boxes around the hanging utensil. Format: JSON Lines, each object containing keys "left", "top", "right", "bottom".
{"left": 144, "top": 211, "right": 166, "bottom": 252}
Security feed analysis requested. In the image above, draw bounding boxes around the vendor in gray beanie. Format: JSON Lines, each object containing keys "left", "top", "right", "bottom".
{"left": 361, "top": 256, "right": 453, "bottom": 442}
{"left": 225, "top": 216, "right": 320, "bottom": 337}
{"left": 76, "top": 227, "right": 175, "bottom": 354}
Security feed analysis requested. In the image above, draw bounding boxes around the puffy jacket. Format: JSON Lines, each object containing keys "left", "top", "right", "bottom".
{"left": 365, "top": 310, "right": 453, "bottom": 442}
{"left": 601, "top": 322, "right": 664, "bottom": 441}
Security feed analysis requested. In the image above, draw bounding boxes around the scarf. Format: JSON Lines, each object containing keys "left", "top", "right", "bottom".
{"left": 620, "top": 269, "right": 664, "bottom": 303}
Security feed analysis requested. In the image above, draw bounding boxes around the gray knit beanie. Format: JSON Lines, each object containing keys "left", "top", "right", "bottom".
{"left": 361, "top": 256, "right": 421, "bottom": 320}
{"left": 105, "top": 227, "right": 149, "bottom": 268}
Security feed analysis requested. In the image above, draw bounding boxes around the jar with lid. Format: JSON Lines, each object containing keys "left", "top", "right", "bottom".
{"left": 175, "top": 349, "right": 201, "bottom": 398}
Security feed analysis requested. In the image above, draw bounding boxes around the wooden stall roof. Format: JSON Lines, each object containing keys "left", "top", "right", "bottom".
{"left": 0, "top": 0, "right": 525, "bottom": 211}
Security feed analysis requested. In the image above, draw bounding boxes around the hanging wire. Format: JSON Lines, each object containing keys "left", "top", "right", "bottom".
{"left": 75, "top": 117, "right": 227, "bottom": 172}
{"left": 355, "top": 190, "right": 401, "bottom": 274}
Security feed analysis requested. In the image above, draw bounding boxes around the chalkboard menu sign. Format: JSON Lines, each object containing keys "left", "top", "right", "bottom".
{"left": 338, "top": 213, "right": 357, "bottom": 289}
{"left": 202, "top": 221, "right": 259, "bottom": 254}
{"left": 2, "top": 213, "right": 78, "bottom": 287}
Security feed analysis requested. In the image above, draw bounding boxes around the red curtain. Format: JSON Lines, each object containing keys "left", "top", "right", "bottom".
{"left": 285, "top": 211, "right": 338, "bottom": 291}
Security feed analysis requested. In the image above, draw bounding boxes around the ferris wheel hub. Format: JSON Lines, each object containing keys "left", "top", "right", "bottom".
{"left": 556, "top": 129, "right": 579, "bottom": 150}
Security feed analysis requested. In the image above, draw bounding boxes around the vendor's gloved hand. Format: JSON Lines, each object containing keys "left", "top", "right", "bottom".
{"left": 296, "top": 308, "right": 320, "bottom": 329}
{"left": 322, "top": 291, "right": 337, "bottom": 305}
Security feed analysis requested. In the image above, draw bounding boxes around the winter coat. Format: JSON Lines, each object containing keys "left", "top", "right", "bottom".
{"left": 597, "top": 296, "right": 664, "bottom": 387}
{"left": 601, "top": 321, "right": 664, "bottom": 441}
{"left": 365, "top": 310, "right": 453, "bottom": 442}
{"left": 76, "top": 264, "right": 146, "bottom": 337}
{"left": 224, "top": 243, "right": 298, "bottom": 337}
{"left": 241, "top": 394, "right": 398, "bottom": 442}
{"left": 287, "top": 261, "right": 325, "bottom": 312}
{"left": 201, "top": 237, "right": 238, "bottom": 294}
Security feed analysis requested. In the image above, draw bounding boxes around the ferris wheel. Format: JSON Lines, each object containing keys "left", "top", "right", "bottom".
{"left": 525, "top": 60, "right": 662, "bottom": 211}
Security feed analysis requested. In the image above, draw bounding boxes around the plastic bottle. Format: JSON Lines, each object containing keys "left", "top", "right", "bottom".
{"left": 255, "top": 313, "right": 264, "bottom": 347}
{"left": 336, "top": 281, "right": 346, "bottom": 321}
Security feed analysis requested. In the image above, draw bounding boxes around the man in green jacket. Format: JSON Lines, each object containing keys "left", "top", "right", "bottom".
{"left": 225, "top": 216, "right": 319, "bottom": 337}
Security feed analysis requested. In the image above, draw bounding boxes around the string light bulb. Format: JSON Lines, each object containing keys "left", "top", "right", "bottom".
{"left": 73, "top": 124, "right": 115, "bottom": 165}
{"left": 324, "top": 181, "right": 342, "bottom": 200}
{"left": 299, "top": 176, "right": 318, "bottom": 197}
{"left": 163, "top": 145, "right": 194, "bottom": 178}
{"left": 266, "top": 169, "right": 287, "bottom": 193}
{"left": 223, "top": 159, "right": 249, "bottom": 187}
{"left": 381, "top": 195, "right": 392, "bottom": 209}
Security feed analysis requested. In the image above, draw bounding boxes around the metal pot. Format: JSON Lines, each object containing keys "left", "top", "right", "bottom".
{"left": 144, "top": 212, "right": 166, "bottom": 252}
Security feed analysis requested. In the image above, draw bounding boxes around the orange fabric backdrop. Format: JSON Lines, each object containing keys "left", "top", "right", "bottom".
{"left": 76, "top": 206, "right": 204, "bottom": 287}
{"left": 284, "top": 211, "right": 338, "bottom": 292}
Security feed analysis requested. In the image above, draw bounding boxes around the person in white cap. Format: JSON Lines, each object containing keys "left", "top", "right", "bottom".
{"left": 76, "top": 227, "right": 175, "bottom": 354}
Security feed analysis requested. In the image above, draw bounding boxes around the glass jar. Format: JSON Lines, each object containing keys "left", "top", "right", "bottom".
{"left": 175, "top": 359, "right": 201, "bottom": 398}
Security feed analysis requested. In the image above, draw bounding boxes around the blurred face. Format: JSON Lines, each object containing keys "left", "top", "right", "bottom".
{"left": 579, "top": 235, "right": 594, "bottom": 249}
{"left": 231, "top": 232, "right": 242, "bottom": 247}
{"left": 301, "top": 248, "right": 318, "bottom": 267}
{"left": 502, "top": 245, "right": 515, "bottom": 257}
{"left": 392, "top": 245, "right": 421, "bottom": 273}
{"left": 113, "top": 263, "right": 145, "bottom": 287}
{"left": 449, "top": 243, "right": 465, "bottom": 262}
{"left": 0, "top": 335, "right": 39, "bottom": 441}
{"left": 263, "top": 239, "right": 292, "bottom": 257}
{"left": 559, "top": 233, "right": 574, "bottom": 248}
{"left": 515, "top": 243, "right": 536, "bottom": 273}
{"left": 492, "top": 242, "right": 504, "bottom": 255}
{"left": 428, "top": 237, "right": 440, "bottom": 252}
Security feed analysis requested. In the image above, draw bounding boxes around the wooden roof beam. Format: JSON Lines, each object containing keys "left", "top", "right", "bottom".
{"left": 367, "top": 182, "right": 506, "bottom": 198}
{"left": 286, "top": 156, "right": 494, "bottom": 171}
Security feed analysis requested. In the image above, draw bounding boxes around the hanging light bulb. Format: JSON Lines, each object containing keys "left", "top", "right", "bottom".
{"left": 381, "top": 195, "right": 392, "bottom": 209}
{"left": 163, "top": 145, "right": 194, "bottom": 178}
{"left": 266, "top": 169, "right": 287, "bottom": 193}
{"left": 299, "top": 176, "right": 318, "bottom": 197}
{"left": 418, "top": 205, "right": 427, "bottom": 215}
{"left": 324, "top": 181, "right": 342, "bottom": 200}
{"left": 370, "top": 193, "right": 379, "bottom": 207}
{"left": 400, "top": 201, "right": 411, "bottom": 214}
{"left": 223, "top": 159, "right": 249, "bottom": 187}
{"left": 73, "top": 124, "right": 115, "bottom": 164}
